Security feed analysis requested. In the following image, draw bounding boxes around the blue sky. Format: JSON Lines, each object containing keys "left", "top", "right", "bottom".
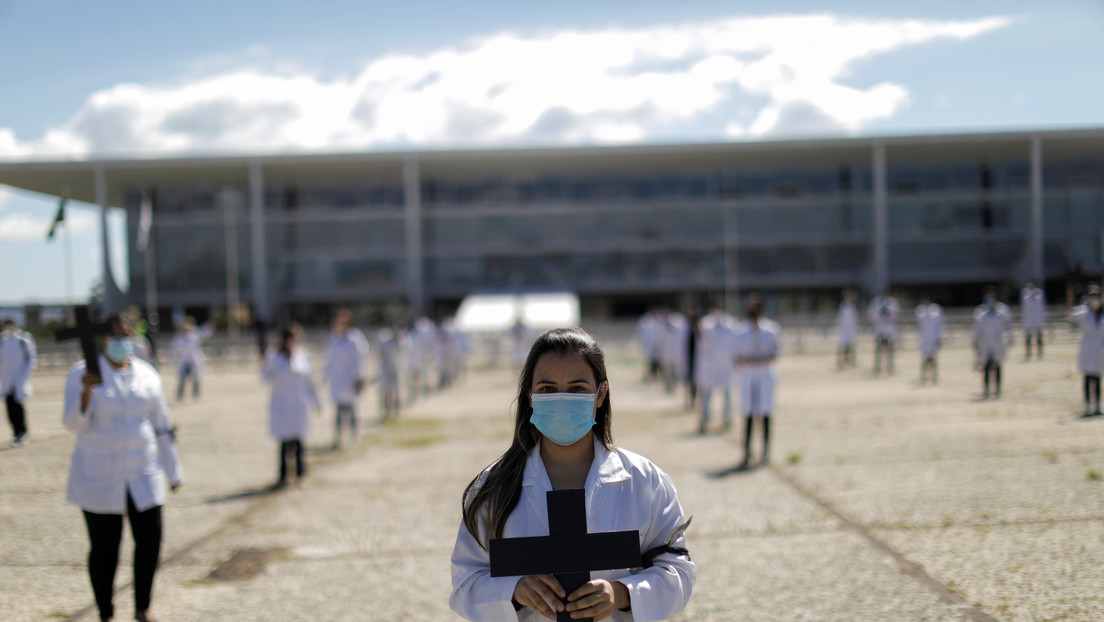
{"left": 1, "top": 0, "right": 1102, "bottom": 305}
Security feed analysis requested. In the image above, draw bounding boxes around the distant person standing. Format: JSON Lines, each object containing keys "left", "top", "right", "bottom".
{"left": 1, "top": 318, "right": 37, "bottom": 447}
{"left": 915, "top": 296, "right": 944, "bottom": 385}
{"left": 868, "top": 293, "right": 900, "bottom": 375}
{"left": 323, "top": 309, "right": 369, "bottom": 448}
{"left": 169, "top": 316, "right": 214, "bottom": 401}
{"left": 973, "top": 286, "right": 1013, "bottom": 399}
{"left": 836, "top": 290, "right": 859, "bottom": 369}
{"left": 734, "top": 296, "right": 780, "bottom": 469}
{"left": 638, "top": 310, "right": 663, "bottom": 382}
{"left": 1020, "top": 282, "right": 1047, "bottom": 359}
{"left": 695, "top": 306, "right": 738, "bottom": 434}
{"left": 376, "top": 327, "right": 402, "bottom": 421}
{"left": 1071, "top": 285, "right": 1104, "bottom": 417}
{"left": 262, "top": 324, "right": 320, "bottom": 488}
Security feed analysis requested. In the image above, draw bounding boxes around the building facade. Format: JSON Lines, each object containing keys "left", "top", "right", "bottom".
{"left": 1, "top": 128, "right": 1101, "bottom": 323}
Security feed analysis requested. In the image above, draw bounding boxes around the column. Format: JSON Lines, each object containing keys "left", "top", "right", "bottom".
{"left": 1029, "top": 135, "right": 1044, "bottom": 284}
{"left": 222, "top": 185, "right": 241, "bottom": 339}
{"left": 94, "top": 163, "right": 124, "bottom": 313}
{"left": 248, "top": 161, "right": 270, "bottom": 324}
{"left": 403, "top": 156, "right": 425, "bottom": 313}
{"left": 872, "top": 141, "right": 888, "bottom": 295}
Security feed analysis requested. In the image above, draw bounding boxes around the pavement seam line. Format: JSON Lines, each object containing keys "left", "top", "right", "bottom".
{"left": 770, "top": 466, "right": 1000, "bottom": 622}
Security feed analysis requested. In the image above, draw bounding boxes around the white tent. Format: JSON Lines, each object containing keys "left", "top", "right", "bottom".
{"left": 455, "top": 292, "right": 580, "bottom": 333}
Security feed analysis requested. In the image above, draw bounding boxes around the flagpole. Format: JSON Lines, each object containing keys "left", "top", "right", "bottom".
{"left": 141, "top": 190, "right": 159, "bottom": 332}
{"left": 63, "top": 215, "right": 74, "bottom": 306}
{"left": 222, "top": 185, "right": 241, "bottom": 340}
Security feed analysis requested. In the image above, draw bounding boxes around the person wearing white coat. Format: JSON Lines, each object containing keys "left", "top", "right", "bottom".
{"left": 1071, "top": 285, "right": 1104, "bottom": 416}
{"left": 868, "top": 294, "right": 900, "bottom": 375}
{"left": 973, "top": 287, "right": 1013, "bottom": 399}
{"left": 450, "top": 328, "right": 695, "bottom": 622}
{"left": 1, "top": 318, "right": 37, "bottom": 446}
{"left": 734, "top": 297, "right": 780, "bottom": 469}
{"left": 169, "top": 316, "right": 214, "bottom": 401}
{"left": 263, "top": 325, "right": 320, "bottom": 487}
{"left": 694, "top": 308, "right": 738, "bottom": 434}
{"left": 1020, "top": 282, "right": 1047, "bottom": 359}
{"left": 62, "top": 314, "right": 182, "bottom": 622}
{"left": 915, "top": 297, "right": 944, "bottom": 384}
{"left": 323, "top": 309, "right": 369, "bottom": 448}
{"left": 836, "top": 290, "right": 858, "bottom": 369}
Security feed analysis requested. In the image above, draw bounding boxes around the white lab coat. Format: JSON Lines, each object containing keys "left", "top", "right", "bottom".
{"left": 660, "top": 314, "right": 690, "bottom": 382}
{"left": 735, "top": 319, "right": 780, "bottom": 416}
{"left": 170, "top": 324, "right": 214, "bottom": 374}
{"left": 262, "top": 348, "right": 320, "bottom": 441}
{"left": 638, "top": 314, "right": 663, "bottom": 362}
{"left": 324, "top": 329, "right": 369, "bottom": 404}
{"left": 1071, "top": 305, "right": 1104, "bottom": 375}
{"left": 868, "top": 296, "right": 900, "bottom": 341}
{"left": 973, "top": 303, "right": 1013, "bottom": 364}
{"left": 1020, "top": 288, "right": 1047, "bottom": 331}
{"left": 915, "top": 304, "right": 944, "bottom": 358}
{"left": 0, "top": 329, "right": 37, "bottom": 403}
{"left": 62, "top": 356, "right": 182, "bottom": 514}
{"left": 836, "top": 301, "right": 858, "bottom": 348}
{"left": 694, "top": 312, "right": 738, "bottom": 390}
{"left": 377, "top": 329, "right": 402, "bottom": 390}
{"left": 450, "top": 439, "right": 696, "bottom": 622}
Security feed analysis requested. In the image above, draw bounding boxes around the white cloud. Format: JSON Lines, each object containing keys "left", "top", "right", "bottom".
{"left": 0, "top": 13, "right": 1012, "bottom": 157}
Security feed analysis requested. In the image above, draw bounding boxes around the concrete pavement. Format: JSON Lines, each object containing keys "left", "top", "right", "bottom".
{"left": 1, "top": 332, "right": 1102, "bottom": 621}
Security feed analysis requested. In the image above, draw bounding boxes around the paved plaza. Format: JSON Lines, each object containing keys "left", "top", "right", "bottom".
{"left": 2, "top": 330, "right": 1103, "bottom": 621}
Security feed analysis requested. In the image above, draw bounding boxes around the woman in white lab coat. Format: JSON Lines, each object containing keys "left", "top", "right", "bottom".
{"left": 169, "top": 316, "right": 214, "bottom": 401}
{"left": 915, "top": 296, "right": 944, "bottom": 384}
{"left": 836, "top": 290, "right": 858, "bottom": 369}
{"left": 694, "top": 307, "right": 738, "bottom": 434}
{"left": 63, "top": 314, "right": 182, "bottom": 622}
{"left": 450, "top": 328, "right": 695, "bottom": 622}
{"left": 1071, "top": 285, "right": 1104, "bottom": 416}
{"left": 262, "top": 324, "right": 320, "bottom": 487}
{"left": 973, "top": 287, "right": 1013, "bottom": 399}
{"left": 323, "top": 309, "right": 369, "bottom": 448}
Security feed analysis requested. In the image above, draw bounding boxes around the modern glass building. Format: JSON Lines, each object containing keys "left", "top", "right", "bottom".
{"left": 1, "top": 128, "right": 1101, "bottom": 323}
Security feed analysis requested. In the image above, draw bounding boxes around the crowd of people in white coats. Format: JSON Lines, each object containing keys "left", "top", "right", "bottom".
{"left": 639, "top": 282, "right": 1104, "bottom": 470}
{"left": 260, "top": 309, "right": 471, "bottom": 487}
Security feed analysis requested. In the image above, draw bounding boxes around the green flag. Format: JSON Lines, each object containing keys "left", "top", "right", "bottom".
{"left": 46, "top": 197, "right": 67, "bottom": 240}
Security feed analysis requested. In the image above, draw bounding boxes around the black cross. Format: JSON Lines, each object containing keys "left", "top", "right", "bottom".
{"left": 54, "top": 306, "right": 114, "bottom": 378}
{"left": 490, "top": 489, "right": 640, "bottom": 622}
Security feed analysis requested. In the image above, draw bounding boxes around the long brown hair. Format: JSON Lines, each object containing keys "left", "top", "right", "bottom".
{"left": 461, "top": 327, "right": 613, "bottom": 547}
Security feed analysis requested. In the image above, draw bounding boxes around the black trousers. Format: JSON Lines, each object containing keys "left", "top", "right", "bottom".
{"left": 279, "top": 439, "right": 305, "bottom": 481}
{"left": 5, "top": 391, "right": 27, "bottom": 437}
{"left": 1025, "top": 331, "right": 1044, "bottom": 357}
{"left": 983, "top": 359, "right": 1002, "bottom": 394}
{"left": 82, "top": 493, "right": 163, "bottom": 621}
{"left": 1085, "top": 375, "right": 1102, "bottom": 406}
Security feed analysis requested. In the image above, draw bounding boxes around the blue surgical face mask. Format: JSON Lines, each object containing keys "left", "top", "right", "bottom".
{"left": 530, "top": 392, "right": 598, "bottom": 446}
{"left": 105, "top": 337, "right": 135, "bottom": 363}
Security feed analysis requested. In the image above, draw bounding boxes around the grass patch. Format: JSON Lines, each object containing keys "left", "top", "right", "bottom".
{"left": 1041, "top": 449, "right": 1059, "bottom": 464}
{"left": 380, "top": 417, "right": 446, "bottom": 449}
{"left": 1088, "top": 469, "right": 1102, "bottom": 481}
{"left": 786, "top": 452, "right": 803, "bottom": 465}
{"left": 47, "top": 613, "right": 70, "bottom": 619}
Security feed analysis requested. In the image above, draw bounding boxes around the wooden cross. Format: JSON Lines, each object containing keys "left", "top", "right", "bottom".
{"left": 54, "top": 306, "right": 114, "bottom": 378}
{"left": 490, "top": 489, "right": 640, "bottom": 622}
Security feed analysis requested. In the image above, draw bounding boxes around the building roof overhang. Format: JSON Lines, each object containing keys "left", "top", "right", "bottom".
{"left": 1, "top": 126, "right": 1101, "bottom": 206}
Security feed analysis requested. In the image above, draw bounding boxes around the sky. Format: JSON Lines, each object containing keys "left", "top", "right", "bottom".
{"left": 0, "top": 0, "right": 1102, "bottom": 306}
